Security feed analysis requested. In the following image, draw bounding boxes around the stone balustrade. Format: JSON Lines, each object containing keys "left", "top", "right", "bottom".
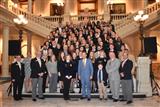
{"left": 10, "top": 6, "right": 56, "bottom": 30}
{"left": 114, "top": 2, "right": 160, "bottom": 38}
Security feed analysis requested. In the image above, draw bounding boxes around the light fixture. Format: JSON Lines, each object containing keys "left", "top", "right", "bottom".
{"left": 107, "top": 0, "right": 113, "bottom": 5}
{"left": 134, "top": 10, "right": 149, "bottom": 22}
{"left": 13, "top": 15, "right": 28, "bottom": 25}
{"left": 134, "top": 10, "right": 149, "bottom": 56}
{"left": 52, "top": 0, "right": 64, "bottom": 6}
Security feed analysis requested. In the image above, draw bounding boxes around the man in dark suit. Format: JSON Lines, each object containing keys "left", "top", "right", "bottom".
{"left": 119, "top": 52, "right": 133, "bottom": 104}
{"left": 11, "top": 55, "right": 25, "bottom": 101}
{"left": 30, "top": 51, "right": 47, "bottom": 101}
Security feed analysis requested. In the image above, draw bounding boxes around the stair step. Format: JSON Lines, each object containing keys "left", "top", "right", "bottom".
{"left": 22, "top": 92, "right": 146, "bottom": 98}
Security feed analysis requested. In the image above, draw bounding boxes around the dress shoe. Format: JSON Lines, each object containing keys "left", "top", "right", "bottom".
{"left": 32, "top": 99, "right": 37, "bottom": 102}
{"left": 14, "top": 98, "right": 19, "bottom": 101}
{"left": 80, "top": 97, "right": 85, "bottom": 100}
{"left": 104, "top": 98, "right": 108, "bottom": 100}
{"left": 99, "top": 98, "right": 102, "bottom": 100}
{"left": 126, "top": 101, "right": 133, "bottom": 104}
{"left": 19, "top": 97, "right": 23, "bottom": 100}
{"left": 38, "top": 97, "right": 45, "bottom": 100}
{"left": 113, "top": 99, "right": 118, "bottom": 102}
{"left": 120, "top": 99, "right": 126, "bottom": 102}
{"left": 70, "top": 91, "right": 75, "bottom": 93}
{"left": 87, "top": 98, "right": 91, "bottom": 101}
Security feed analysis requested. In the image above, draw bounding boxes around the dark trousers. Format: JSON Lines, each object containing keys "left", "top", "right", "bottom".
{"left": 13, "top": 78, "right": 24, "bottom": 100}
{"left": 79, "top": 79, "right": 81, "bottom": 92}
{"left": 63, "top": 78, "right": 71, "bottom": 100}
{"left": 121, "top": 79, "right": 133, "bottom": 101}
{"left": 43, "top": 75, "right": 47, "bottom": 93}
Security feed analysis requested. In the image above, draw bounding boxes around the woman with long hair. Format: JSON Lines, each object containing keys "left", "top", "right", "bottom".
{"left": 46, "top": 54, "right": 58, "bottom": 93}
{"left": 57, "top": 51, "right": 65, "bottom": 93}
{"left": 63, "top": 54, "right": 73, "bottom": 100}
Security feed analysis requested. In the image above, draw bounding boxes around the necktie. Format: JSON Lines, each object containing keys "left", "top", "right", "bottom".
{"left": 18, "top": 62, "right": 21, "bottom": 70}
{"left": 99, "top": 70, "right": 102, "bottom": 83}
{"left": 83, "top": 59, "right": 86, "bottom": 66}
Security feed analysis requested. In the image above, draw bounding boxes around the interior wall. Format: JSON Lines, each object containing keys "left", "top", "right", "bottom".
{"left": 69, "top": 0, "right": 77, "bottom": 15}
{"left": 122, "top": 29, "right": 160, "bottom": 63}
{"left": 98, "top": 0, "right": 104, "bottom": 14}
{"left": 111, "top": 0, "right": 144, "bottom": 13}
{"left": 33, "top": 0, "right": 145, "bottom": 16}
{"left": 34, "top": 0, "right": 66, "bottom": 16}
{"left": 0, "top": 23, "right": 46, "bottom": 64}
{"left": 0, "top": 24, "right": 2, "bottom": 65}
{"left": 148, "top": 30, "right": 160, "bottom": 63}
{"left": 122, "top": 32, "right": 141, "bottom": 57}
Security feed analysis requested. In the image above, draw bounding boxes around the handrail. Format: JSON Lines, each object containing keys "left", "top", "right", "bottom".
{"left": 11, "top": 6, "right": 56, "bottom": 30}
{"left": 114, "top": 2, "right": 160, "bottom": 31}
{"left": 43, "top": 16, "right": 64, "bottom": 23}
{"left": 111, "top": 14, "right": 128, "bottom": 20}
{"left": 0, "top": 1, "right": 56, "bottom": 31}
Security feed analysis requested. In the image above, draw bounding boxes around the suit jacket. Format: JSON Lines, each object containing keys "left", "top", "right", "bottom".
{"left": 78, "top": 58, "right": 93, "bottom": 80}
{"left": 63, "top": 61, "right": 73, "bottom": 80}
{"left": 11, "top": 62, "right": 25, "bottom": 81}
{"left": 105, "top": 58, "right": 120, "bottom": 81}
{"left": 30, "top": 58, "right": 47, "bottom": 78}
{"left": 96, "top": 69, "right": 108, "bottom": 84}
{"left": 119, "top": 59, "right": 133, "bottom": 80}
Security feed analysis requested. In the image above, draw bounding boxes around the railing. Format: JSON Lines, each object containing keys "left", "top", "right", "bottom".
{"left": 114, "top": 2, "right": 160, "bottom": 31}
{"left": 11, "top": 6, "right": 56, "bottom": 30}
{"left": 70, "top": 14, "right": 104, "bottom": 22}
{"left": 111, "top": 14, "right": 128, "bottom": 21}
{"left": 43, "top": 16, "right": 64, "bottom": 23}
{"left": 41, "top": 14, "right": 127, "bottom": 23}
{"left": 0, "top": 1, "right": 56, "bottom": 31}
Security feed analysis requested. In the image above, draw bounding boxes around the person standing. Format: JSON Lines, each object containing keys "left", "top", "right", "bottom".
{"left": 63, "top": 55, "right": 73, "bottom": 100}
{"left": 96, "top": 63, "right": 108, "bottom": 100}
{"left": 46, "top": 54, "right": 58, "bottom": 93}
{"left": 57, "top": 51, "right": 65, "bottom": 93}
{"left": 119, "top": 52, "right": 133, "bottom": 104}
{"left": 41, "top": 54, "right": 48, "bottom": 93}
{"left": 22, "top": 53, "right": 32, "bottom": 93}
{"left": 11, "top": 55, "right": 25, "bottom": 101}
{"left": 70, "top": 52, "right": 78, "bottom": 93}
{"left": 30, "top": 51, "right": 47, "bottom": 101}
{"left": 106, "top": 51, "right": 121, "bottom": 102}
{"left": 78, "top": 51, "right": 93, "bottom": 101}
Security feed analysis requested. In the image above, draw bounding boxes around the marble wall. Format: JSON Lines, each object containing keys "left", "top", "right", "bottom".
{"left": 32, "top": 0, "right": 145, "bottom": 16}
{"left": 0, "top": 23, "right": 46, "bottom": 64}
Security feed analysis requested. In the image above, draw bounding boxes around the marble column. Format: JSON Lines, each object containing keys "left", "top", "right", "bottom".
{"left": 144, "top": 0, "right": 148, "bottom": 7}
{"left": 4, "top": 0, "right": 8, "bottom": 9}
{"left": 103, "top": 0, "right": 110, "bottom": 22}
{"left": 2, "top": 25, "right": 9, "bottom": 77}
{"left": 137, "top": 57, "right": 152, "bottom": 97}
{"left": 27, "top": 32, "right": 32, "bottom": 57}
{"left": 28, "top": 0, "right": 32, "bottom": 13}
{"left": 64, "top": 0, "right": 70, "bottom": 23}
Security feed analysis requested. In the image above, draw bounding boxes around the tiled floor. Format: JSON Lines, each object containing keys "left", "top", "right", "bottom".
{"left": 0, "top": 83, "right": 160, "bottom": 107}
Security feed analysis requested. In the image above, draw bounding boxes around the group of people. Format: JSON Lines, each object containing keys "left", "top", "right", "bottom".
{"left": 11, "top": 21, "right": 134, "bottom": 104}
